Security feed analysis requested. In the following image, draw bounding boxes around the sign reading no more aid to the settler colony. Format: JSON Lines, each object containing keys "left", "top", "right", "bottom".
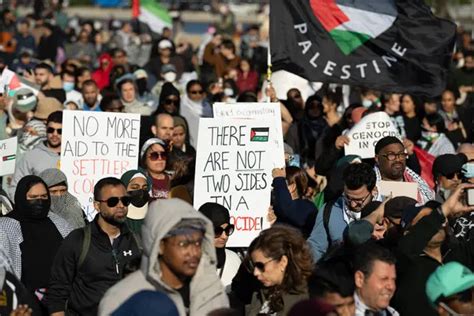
{"left": 194, "top": 118, "right": 279, "bottom": 247}
{"left": 60, "top": 110, "right": 140, "bottom": 221}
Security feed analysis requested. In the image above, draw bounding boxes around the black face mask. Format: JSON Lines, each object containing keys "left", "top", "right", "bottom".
{"left": 27, "top": 199, "right": 50, "bottom": 219}
{"left": 128, "top": 189, "right": 150, "bottom": 208}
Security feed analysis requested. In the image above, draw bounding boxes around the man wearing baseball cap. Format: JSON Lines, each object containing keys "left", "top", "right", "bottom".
{"left": 426, "top": 262, "right": 474, "bottom": 315}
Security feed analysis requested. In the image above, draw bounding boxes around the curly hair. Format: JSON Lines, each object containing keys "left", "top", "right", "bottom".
{"left": 343, "top": 162, "right": 376, "bottom": 191}
{"left": 248, "top": 225, "right": 313, "bottom": 295}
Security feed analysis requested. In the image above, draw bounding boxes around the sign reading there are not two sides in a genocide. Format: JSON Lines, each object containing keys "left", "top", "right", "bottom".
{"left": 194, "top": 118, "right": 277, "bottom": 247}
{"left": 60, "top": 110, "right": 140, "bottom": 221}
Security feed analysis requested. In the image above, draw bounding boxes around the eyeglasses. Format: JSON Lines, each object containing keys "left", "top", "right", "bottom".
{"left": 245, "top": 257, "right": 277, "bottom": 273}
{"left": 344, "top": 192, "right": 371, "bottom": 207}
{"left": 47, "top": 127, "right": 62, "bottom": 135}
{"left": 379, "top": 152, "right": 408, "bottom": 161}
{"left": 214, "top": 224, "right": 235, "bottom": 237}
{"left": 445, "top": 172, "right": 461, "bottom": 180}
{"left": 148, "top": 151, "right": 167, "bottom": 161}
{"left": 97, "top": 196, "right": 131, "bottom": 207}
{"left": 189, "top": 90, "right": 204, "bottom": 95}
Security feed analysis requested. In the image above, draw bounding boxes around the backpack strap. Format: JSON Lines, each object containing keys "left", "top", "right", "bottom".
{"left": 130, "top": 230, "right": 143, "bottom": 253}
{"left": 323, "top": 201, "right": 334, "bottom": 248}
{"left": 78, "top": 224, "right": 91, "bottom": 270}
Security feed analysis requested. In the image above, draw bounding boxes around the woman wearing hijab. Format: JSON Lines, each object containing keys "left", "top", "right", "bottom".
{"left": 154, "top": 82, "right": 181, "bottom": 116}
{"left": 180, "top": 80, "right": 212, "bottom": 147}
{"left": 199, "top": 202, "right": 241, "bottom": 292}
{"left": 39, "top": 168, "right": 85, "bottom": 230}
{"left": 120, "top": 169, "right": 152, "bottom": 235}
{"left": 0, "top": 175, "right": 72, "bottom": 308}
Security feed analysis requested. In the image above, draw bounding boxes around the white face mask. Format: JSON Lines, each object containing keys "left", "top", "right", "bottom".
{"left": 163, "top": 72, "right": 176, "bottom": 82}
{"left": 224, "top": 87, "right": 234, "bottom": 97}
{"left": 463, "top": 163, "right": 474, "bottom": 178}
{"left": 362, "top": 99, "right": 372, "bottom": 108}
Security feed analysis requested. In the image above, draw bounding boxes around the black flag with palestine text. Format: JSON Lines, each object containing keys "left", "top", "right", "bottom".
{"left": 270, "top": 0, "right": 456, "bottom": 97}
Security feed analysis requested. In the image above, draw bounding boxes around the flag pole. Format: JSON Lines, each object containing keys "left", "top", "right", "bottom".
{"left": 266, "top": 38, "right": 272, "bottom": 103}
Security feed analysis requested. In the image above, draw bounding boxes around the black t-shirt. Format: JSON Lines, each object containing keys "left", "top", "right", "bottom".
{"left": 175, "top": 281, "right": 190, "bottom": 315}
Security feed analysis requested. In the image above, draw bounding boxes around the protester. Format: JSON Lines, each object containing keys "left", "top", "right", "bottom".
{"left": 308, "top": 162, "right": 377, "bottom": 261}
{"left": 99, "top": 198, "right": 229, "bottom": 315}
{"left": 180, "top": 80, "right": 211, "bottom": 147}
{"left": 418, "top": 112, "right": 456, "bottom": 156}
{"left": 172, "top": 115, "right": 195, "bottom": 157}
{"left": 199, "top": 202, "right": 241, "bottom": 292}
{"left": 0, "top": 175, "right": 72, "bottom": 310}
{"left": 81, "top": 79, "right": 101, "bottom": 111}
{"left": 244, "top": 225, "right": 313, "bottom": 315}
{"left": 432, "top": 154, "right": 466, "bottom": 203}
{"left": 271, "top": 166, "right": 318, "bottom": 238}
{"left": 140, "top": 138, "right": 170, "bottom": 199}
{"left": 120, "top": 169, "right": 152, "bottom": 236}
{"left": 426, "top": 262, "right": 474, "bottom": 315}
{"left": 151, "top": 113, "right": 174, "bottom": 142}
{"left": 47, "top": 177, "right": 141, "bottom": 316}
{"left": 374, "top": 136, "right": 434, "bottom": 204}
{"left": 353, "top": 243, "right": 399, "bottom": 315}
{"left": 10, "top": 110, "right": 63, "bottom": 198}
{"left": 39, "top": 168, "right": 85, "bottom": 229}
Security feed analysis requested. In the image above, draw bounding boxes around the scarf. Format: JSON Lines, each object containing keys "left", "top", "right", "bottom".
{"left": 374, "top": 166, "right": 434, "bottom": 205}
{"left": 50, "top": 193, "right": 85, "bottom": 230}
{"left": 7, "top": 176, "right": 63, "bottom": 291}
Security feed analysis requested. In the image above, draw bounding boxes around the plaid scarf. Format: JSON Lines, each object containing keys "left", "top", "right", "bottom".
{"left": 374, "top": 166, "right": 434, "bottom": 205}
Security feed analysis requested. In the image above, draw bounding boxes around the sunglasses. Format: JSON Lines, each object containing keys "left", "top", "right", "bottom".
{"left": 47, "top": 127, "right": 62, "bottom": 135}
{"left": 189, "top": 90, "right": 204, "bottom": 95}
{"left": 245, "top": 257, "right": 277, "bottom": 273}
{"left": 148, "top": 151, "right": 167, "bottom": 161}
{"left": 214, "top": 224, "right": 235, "bottom": 237}
{"left": 445, "top": 172, "right": 461, "bottom": 180}
{"left": 97, "top": 196, "right": 131, "bottom": 207}
{"left": 164, "top": 98, "right": 179, "bottom": 105}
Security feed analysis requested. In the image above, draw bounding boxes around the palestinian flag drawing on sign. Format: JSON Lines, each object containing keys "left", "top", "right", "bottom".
{"left": 311, "top": 0, "right": 398, "bottom": 55}
{"left": 250, "top": 128, "right": 269, "bottom": 142}
{"left": 270, "top": 0, "right": 456, "bottom": 96}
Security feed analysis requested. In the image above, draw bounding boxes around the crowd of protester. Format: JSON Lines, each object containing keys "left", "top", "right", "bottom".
{"left": 0, "top": 2, "right": 474, "bottom": 316}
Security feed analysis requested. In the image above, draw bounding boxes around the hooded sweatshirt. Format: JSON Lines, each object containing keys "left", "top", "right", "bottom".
{"left": 98, "top": 199, "right": 229, "bottom": 316}
{"left": 92, "top": 53, "right": 114, "bottom": 90}
{"left": 9, "top": 141, "right": 61, "bottom": 199}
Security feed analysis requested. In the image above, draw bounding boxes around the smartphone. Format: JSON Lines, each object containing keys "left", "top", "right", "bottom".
{"left": 467, "top": 188, "right": 474, "bottom": 206}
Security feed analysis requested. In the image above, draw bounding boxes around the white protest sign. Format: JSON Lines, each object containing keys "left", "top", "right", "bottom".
{"left": 377, "top": 181, "right": 418, "bottom": 200}
{"left": 60, "top": 111, "right": 140, "bottom": 220}
{"left": 213, "top": 102, "right": 285, "bottom": 167}
{"left": 194, "top": 118, "right": 275, "bottom": 247}
{"left": 344, "top": 112, "right": 400, "bottom": 159}
{"left": 0, "top": 137, "right": 17, "bottom": 176}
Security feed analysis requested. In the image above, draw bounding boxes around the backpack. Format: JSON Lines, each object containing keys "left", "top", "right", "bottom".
{"left": 322, "top": 200, "right": 335, "bottom": 249}
{"left": 77, "top": 224, "right": 142, "bottom": 269}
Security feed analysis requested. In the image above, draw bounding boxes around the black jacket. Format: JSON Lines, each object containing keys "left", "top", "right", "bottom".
{"left": 392, "top": 209, "right": 474, "bottom": 316}
{"left": 47, "top": 216, "right": 141, "bottom": 316}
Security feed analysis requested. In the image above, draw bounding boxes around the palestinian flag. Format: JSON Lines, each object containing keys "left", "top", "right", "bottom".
{"left": 250, "top": 128, "right": 269, "bottom": 142}
{"left": 2, "top": 154, "right": 15, "bottom": 161}
{"left": 311, "top": 0, "right": 397, "bottom": 55}
{"left": 270, "top": 0, "right": 456, "bottom": 96}
{"left": 134, "top": 0, "right": 172, "bottom": 34}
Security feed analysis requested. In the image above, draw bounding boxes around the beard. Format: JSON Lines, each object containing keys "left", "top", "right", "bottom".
{"left": 100, "top": 211, "right": 127, "bottom": 227}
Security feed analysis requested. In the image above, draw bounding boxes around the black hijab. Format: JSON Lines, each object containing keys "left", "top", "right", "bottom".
{"left": 199, "top": 203, "right": 230, "bottom": 269}
{"left": 8, "top": 175, "right": 63, "bottom": 291}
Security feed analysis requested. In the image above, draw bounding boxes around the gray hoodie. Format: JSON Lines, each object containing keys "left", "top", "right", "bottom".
{"left": 98, "top": 198, "right": 229, "bottom": 316}
{"left": 9, "top": 142, "right": 60, "bottom": 199}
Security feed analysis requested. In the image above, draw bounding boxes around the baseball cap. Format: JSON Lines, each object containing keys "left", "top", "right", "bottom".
{"left": 432, "top": 154, "right": 467, "bottom": 179}
{"left": 161, "top": 64, "right": 177, "bottom": 74}
{"left": 158, "top": 39, "right": 173, "bottom": 50}
{"left": 426, "top": 262, "right": 474, "bottom": 304}
{"left": 13, "top": 88, "right": 37, "bottom": 113}
{"left": 384, "top": 196, "right": 417, "bottom": 219}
